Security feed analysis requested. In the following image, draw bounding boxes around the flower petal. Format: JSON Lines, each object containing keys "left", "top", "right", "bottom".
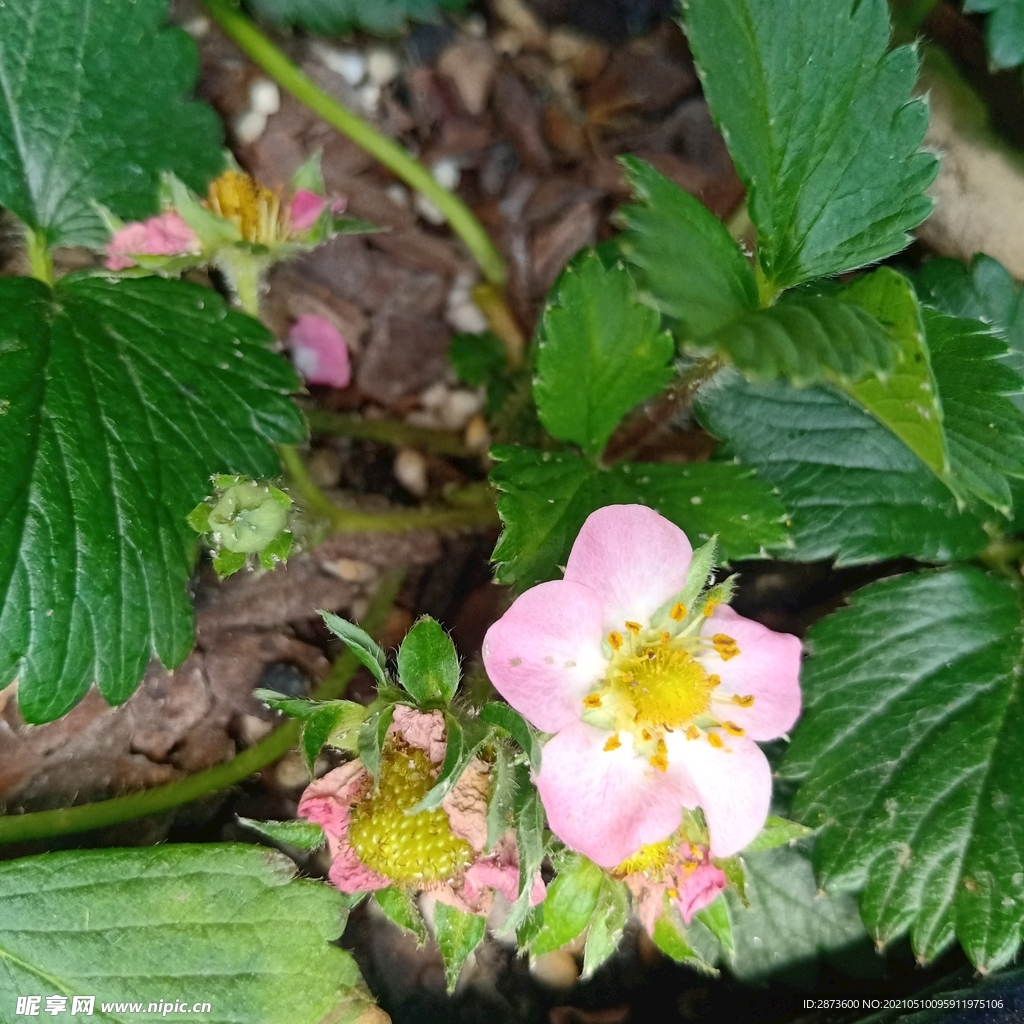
{"left": 442, "top": 758, "right": 489, "bottom": 852}
{"left": 563, "top": 505, "right": 693, "bottom": 632}
{"left": 288, "top": 313, "right": 351, "bottom": 388}
{"left": 673, "top": 862, "right": 727, "bottom": 924}
{"left": 482, "top": 580, "right": 606, "bottom": 732}
{"left": 700, "top": 606, "right": 802, "bottom": 741}
{"left": 536, "top": 721, "right": 699, "bottom": 868}
{"left": 667, "top": 732, "right": 771, "bottom": 857}
{"left": 289, "top": 189, "right": 327, "bottom": 232}
{"left": 391, "top": 705, "right": 447, "bottom": 763}
{"left": 297, "top": 761, "right": 368, "bottom": 841}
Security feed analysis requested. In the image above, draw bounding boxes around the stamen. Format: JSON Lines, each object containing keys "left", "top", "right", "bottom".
{"left": 583, "top": 693, "right": 603, "bottom": 709}
{"left": 604, "top": 734, "right": 622, "bottom": 752}
{"left": 667, "top": 887, "right": 679, "bottom": 898}
{"left": 712, "top": 634, "right": 740, "bottom": 661}
{"left": 707, "top": 731, "right": 724, "bottom": 749}
{"left": 670, "top": 602, "right": 687, "bottom": 622}
{"left": 685, "top": 725, "right": 700, "bottom": 741}
{"left": 703, "top": 598, "right": 720, "bottom": 617}
{"left": 608, "top": 631, "right": 624, "bottom": 651}
{"left": 641, "top": 728, "right": 652, "bottom": 741}
{"left": 732, "top": 694, "right": 755, "bottom": 707}
{"left": 682, "top": 860, "right": 698, "bottom": 873}
{"left": 723, "top": 721, "right": 745, "bottom": 737}
{"left": 659, "top": 631, "right": 671, "bottom": 644}
{"left": 650, "top": 738, "right": 669, "bottom": 772}
{"left": 625, "top": 621, "right": 642, "bottom": 635}
{"left": 708, "top": 673, "right": 721, "bottom": 689}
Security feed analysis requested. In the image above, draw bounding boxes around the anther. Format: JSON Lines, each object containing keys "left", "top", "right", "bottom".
{"left": 670, "top": 602, "right": 687, "bottom": 622}
{"left": 625, "top": 621, "right": 642, "bottom": 635}
{"left": 732, "top": 694, "right": 755, "bottom": 707}
{"left": 685, "top": 725, "right": 700, "bottom": 741}
{"left": 723, "top": 721, "right": 745, "bottom": 737}
{"left": 703, "top": 598, "right": 720, "bottom": 617}
{"left": 583, "top": 694, "right": 603, "bottom": 709}
{"left": 708, "top": 673, "right": 721, "bottom": 689}
{"left": 660, "top": 631, "right": 671, "bottom": 644}
{"left": 608, "top": 631, "right": 624, "bottom": 650}
{"left": 712, "top": 634, "right": 740, "bottom": 661}
{"left": 650, "top": 738, "right": 669, "bottom": 772}
{"left": 604, "top": 734, "right": 622, "bottom": 752}
{"left": 707, "top": 731, "right": 724, "bottom": 749}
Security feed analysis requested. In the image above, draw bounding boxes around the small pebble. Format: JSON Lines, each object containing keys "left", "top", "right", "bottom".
{"left": 405, "top": 409, "right": 442, "bottom": 430}
{"left": 530, "top": 949, "right": 579, "bottom": 988}
{"left": 384, "top": 183, "right": 410, "bottom": 208}
{"left": 323, "top": 558, "right": 378, "bottom": 583}
{"left": 249, "top": 79, "right": 281, "bottom": 116}
{"left": 440, "top": 388, "right": 484, "bottom": 431}
{"left": 415, "top": 193, "right": 446, "bottom": 225}
{"left": 394, "top": 448, "right": 429, "bottom": 497}
{"left": 305, "top": 447, "right": 341, "bottom": 489}
{"left": 182, "top": 15, "right": 210, "bottom": 38}
{"left": 233, "top": 109, "right": 267, "bottom": 145}
{"left": 358, "top": 83, "right": 382, "bottom": 113}
{"left": 238, "top": 714, "right": 274, "bottom": 747}
{"left": 446, "top": 299, "right": 489, "bottom": 334}
{"left": 315, "top": 44, "right": 366, "bottom": 85}
{"left": 273, "top": 751, "right": 310, "bottom": 790}
{"left": 465, "top": 414, "right": 490, "bottom": 453}
{"left": 421, "top": 382, "right": 450, "bottom": 411}
{"left": 367, "top": 47, "right": 401, "bottom": 86}
{"left": 432, "top": 158, "right": 461, "bottom": 192}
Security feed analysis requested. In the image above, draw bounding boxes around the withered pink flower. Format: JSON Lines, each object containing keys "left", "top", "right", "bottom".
{"left": 105, "top": 211, "right": 200, "bottom": 270}
{"left": 482, "top": 505, "right": 802, "bottom": 867}
{"left": 288, "top": 189, "right": 347, "bottom": 233}
{"left": 298, "top": 706, "right": 544, "bottom": 914}
{"left": 288, "top": 314, "right": 351, "bottom": 388}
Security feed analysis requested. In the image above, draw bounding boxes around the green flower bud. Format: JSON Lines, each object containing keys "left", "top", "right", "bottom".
{"left": 209, "top": 481, "right": 289, "bottom": 553}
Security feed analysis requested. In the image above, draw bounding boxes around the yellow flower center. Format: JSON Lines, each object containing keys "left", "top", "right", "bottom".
{"left": 348, "top": 745, "right": 472, "bottom": 884}
{"left": 614, "top": 838, "right": 674, "bottom": 877}
{"left": 207, "top": 169, "right": 286, "bottom": 245}
{"left": 611, "top": 646, "right": 715, "bottom": 728}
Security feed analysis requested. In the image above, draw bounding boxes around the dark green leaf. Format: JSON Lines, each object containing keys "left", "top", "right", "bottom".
{"left": 0, "top": 844, "right": 371, "bottom": 1023}
{"left": 743, "top": 816, "right": 814, "bottom": 854}
{"left": 397, "top": 616, "right": 460, "bottom": 705}
{"left": 618, "top": 157, "right": 758, "bottom": 338}
{"left": 321, "top": 611, "right": 390, "bottom": 690}
{"left": 700, "top": 293, "right": 896, "bottom": 387}
{"left": 963, "top": 0, "right": 1024, "bottom": 70}
{"left": 246, "top": 0, "right": 469, "bottom": 35}
{"left": 651, "top": 904, "right": 718, "bottom": 973}
{"left": 924, "top": 309, "right": 1024, "bottom": 515}
{"left": 0, "top": 277, "right": 303, "bottom": 724}
{"left": 301, "top": 701, "right": 367, "bottom": 772}
{"left": 694, "top": 370, "right": 989, "bottom": 566}
{"left": 534, "top": 251, "right": 674, "bottom": 457}
{"left": 358, "top": 703, "right": 396, "bottom": 781}
{"left": 725, "top": 845, "right": 868, "bottom": 982}
{"left": 695, "top": 896, "right": 733, "bottom": 954}
{"left": 478, "top": 702, "right": 542, "bottom": 769}
{"left": 783, "top": 568, "right": 1024, "bottom": 971}
{"left": 682, "top": 0, "right": 936, "bottom": 291}
{"left": 834, "top": 269, "right": 948, "bottom": 480}
{"left": 449, "top": 332, "right": 508, "bottom": 387}
{"left": 531, "top": 854, "right": 606, "bottom": 956}
{"left": 237, "top": 817, "right": 326, "bottom": 850}
{"left": 490, "top": 445, "right": 788, "bottom": 590}
{"left": 0, "top": 0, "right": 222, "bottom": 249}
{"left": 581, "top": 878, "right": 629, "bottom": 979}
{"left": 433, "top": 902, "right": 486, "bottom": 993}
{"left": 375, "top": 887, "right": 427, "bottom": 944}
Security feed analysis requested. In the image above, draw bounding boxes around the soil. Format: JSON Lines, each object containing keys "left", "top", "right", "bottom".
{"left": 2, "top": 2, "right": 1020, "bottom": 1022}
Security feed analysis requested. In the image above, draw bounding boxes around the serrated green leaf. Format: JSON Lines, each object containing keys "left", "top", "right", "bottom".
{"left": 618, "top": 156, "right": 758, "bottom": 338}
{"left": 0, "top": 844, "right": 370, "bottom": 1023}
{"left": 358, "top": 703, "right": 396, "bottom": 781}
{"left": 535, "top": 251, "right": 674, "bottom": 457}
{"left": 581, "top": 878, "right": 629, "bottom": 979}
{"left": 500, "top": 773, "right": 546, "bottom": 937}
{"left": 694, "top": 369, "right": 989, "bottom": 566}
{"left": 450, "top": 332, "right": 507, "bottom": 387}
{"left": 836, "top": 268, "right": 948, "bottom": 480}
{"left": 254, "top": 691, "right": 319, "bottom": 718}
{"left": 0, "top": 0, "right": 222, "bottom": 249}
{"left": 375, "top": 887, "right": 427, "bottom": 944}
{"left": 651, "top": 905, "right": 718, "bottom": 973}
{"left": 964, "top": 0, "right": 1024, "bottom": 70}
{"left": 187, "top": 502, "right": 211, "bottom": 534}
{"left": 246, "top": 0, "right": 470, "bottom": 35}
{"left": 322, "top": 611, "right": 390, "bottom": 689}
{"left": 397, "top": 616, "right": 460, "bottom": 705}
{"left": 478, "top": 702, "right": 542, "bottom": 769}
{"left": 924, "top": 309, "right": 1024, "bottom": 514}
{"left": 531, "top": 854, "right": 606, "bottom": 956}
{"left": 743, "top": 816, "right": 814, "bottom": 854}
{"left": 490, "top": 445, "right": 787, "bottom": 590}
{"left": 695, "top": 896, "right": 733, "bottom": 954}
{"left": 433, "top": 902, "right": 486, "bottom": 993}
{"left": 0, "top": 277, "right": 303, "bottom": 724}
{"left": 699, "top": 293, "right": 896, "bottom": 387}
{"left": 725, "top": 845, "right": 868, "bottom": 982}
{"left": 782, "top": 568, "right": 1024, "bottom": 971}
{"left": 237, "top": 817, "right": 326, "bottom": 850}
{"left": 301, "top": 701, "right": 367, "bottom": 771}
{"left": 683, "top": 0, "right": 936, "bottom": 292}
{"left": 213, "top": 549, "right": 248, "bottom": 578}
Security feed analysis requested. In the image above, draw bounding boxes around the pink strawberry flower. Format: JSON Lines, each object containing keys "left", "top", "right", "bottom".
{"left": 288, "top": 189, "right": 347, "bottom": 233}
{"left": 288, "top": 314, "right": 351, "bottom": 388}
{"left": 618, "top": 838, "right": 727, "bottom": 933}
{"left": 298, "top": 706, "right": 545, "bottom": 913}
{"left": 105, "top": 211, "right": 200, "bottom": 270}
{"left": 482, "top": 505, "right": 802, "bottom": 868}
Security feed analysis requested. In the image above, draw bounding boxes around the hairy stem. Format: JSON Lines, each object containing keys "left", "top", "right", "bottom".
{"left": 202, "top": 0, "right": 506, "bottom": 290}
{"left": 280, "top": 445, "right": 499, "bottom": 531}
{"left": 305, "top": 409, "right": 475, "bottom": 457}
{"left": 0, "top": 571, "right": 405, "bottom": 845}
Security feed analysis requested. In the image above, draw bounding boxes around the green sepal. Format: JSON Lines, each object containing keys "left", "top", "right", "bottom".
{"left": 433, "top": 902, "right": 487, "bottom": 993}
{"left": 301, "top": 701, "right": 368, "bottom": 773}
{"left": 485, "top": 742, "right": 517, "bottom": 851}
{"left": 358, "top": 703, "right": 396, "bottom": 782}
{"left": 322, "top": 611, "right": 390, "bottom": 690}
{"left": 743, "top": 816, "right": 815, "bottom": 854}
{"left": 237, "top": 817, "right": 326, "bottom": 851}
{"left": 530, "top": 854, "right": 605, "bottom": 956}
{"left": 396, "top": 616, "right": 460, "bottom": 705}
{"left": 291, "top": 150, "right": 326, "bottom": 195}
{"left": 581, "top": 878, "right": 630, "bottom": 979}
{"left": 478, "top": 702, "right": 542, "bottom": 770}
{"left": 212, "top": 549, "right": 247, "bottom": 579}
{"left": 375, "top": 887, "right": 427, "bottom": 945}
{"left": 499, "top": 772, "right": 546, "bottom": 938}
{"left": 695, "top": 895, "right": 733, "bottom": 954}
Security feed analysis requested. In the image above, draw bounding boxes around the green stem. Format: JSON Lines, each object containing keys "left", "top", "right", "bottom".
{"left": 26, "top": 228, "right": 53, "bottom": 286}
{"left": 202, "top": 0, "right": 506, "bottom": 289}
{"left": 0, "top": 570, "right": 404, "bottom": 845}
{"left": 280, "top": 445, "right": 499, "bottom": 531}
{"left": 305, "top": 408, "right": 474, "bottom": 457}
{"left": 890, "top": 0, "right": 941, "bottom": 43}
